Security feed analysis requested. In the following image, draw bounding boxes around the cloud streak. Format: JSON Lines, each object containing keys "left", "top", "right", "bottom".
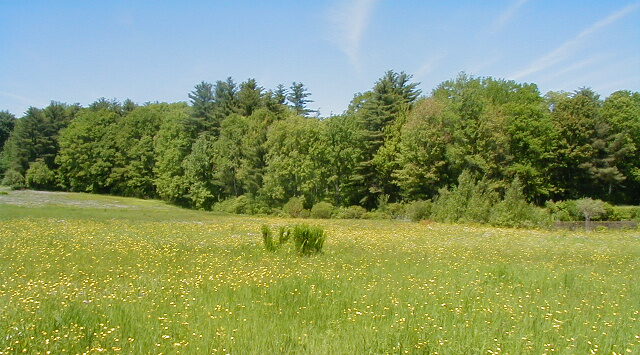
{"left": 491, "top": 0, "right": 530, "bottom": 32}
{"left": 328, "top": 0, "right": 378, "bottom": 70}
{"left": 511, "top": 2, "right": 640, "bottom": 80}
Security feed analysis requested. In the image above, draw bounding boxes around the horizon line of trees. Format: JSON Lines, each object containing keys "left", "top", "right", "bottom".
{"left": 1, "top": 71, "right": 639, "bottom": 211}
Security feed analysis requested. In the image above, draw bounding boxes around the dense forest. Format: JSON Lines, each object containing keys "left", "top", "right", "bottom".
{"left": 1, "top": 71, "right": 639, "bottom": 218}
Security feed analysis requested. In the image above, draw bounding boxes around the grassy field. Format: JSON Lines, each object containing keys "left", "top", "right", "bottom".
{"left": 0, "top": 190, "right": 639, "bottom": 354}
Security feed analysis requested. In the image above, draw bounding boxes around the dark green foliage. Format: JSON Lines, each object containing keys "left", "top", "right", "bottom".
{"left": 25, "top": 159, "right": 56, "bottom": 190}
{"left": 182, "top": 133, "right": 219, "bottom": 209}
{"left": 292, "top": 224, "right": 326, "bottom": 255}
{"left": 237, "top": 79, "right": 264, "bottom": 116}
{"left": 262, "top": 115, "right": 329, "bottom": 205}
{"left": 259, "top": 224, "right": 325, "bottom": 255}
{"left": 2, "top": 107, "right": 56, "bottom": 174}
{"left": 261, "top": 225, "right": 276, "bottom": 252}
{"left": 393, "top": 99, "right": 450, "bottom": 200}
{"left": 189, "top": 81, "right": 216, "bottom": 127}
{"left": 56, "top": 109, "right": 120, "bottom": 193}
{"left": 0, "top": 111, "right": 16, "bottom": 152}
{"left": 3, "top": 73, "right": 639, "bottom": 224}
{"left": 153, "top": 103, "right": 197, "bottom": 205}
{"left": 110, "top": 105, "right": 164, "bottom": 197}
{"left": 287, "top": 82, "right": 315, "bottom": 116}
{"left": 311, "top": 202, "right": 334, "bottom": 219}
{"left": 350, "top": 70, "right": 421, "bottom": 208}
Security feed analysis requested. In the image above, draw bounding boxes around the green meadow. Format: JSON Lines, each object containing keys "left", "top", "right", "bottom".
{"left": 0, "top": 190, "right": 638, "bottom": 354}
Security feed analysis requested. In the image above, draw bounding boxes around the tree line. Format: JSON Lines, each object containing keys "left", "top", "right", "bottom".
{"left": 1, "top": 71, "right": 639, "bottom": 213}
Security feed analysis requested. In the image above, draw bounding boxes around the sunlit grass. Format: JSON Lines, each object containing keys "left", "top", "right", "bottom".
{"left": 0, "top": 191, "right": 639, "bottom": 353}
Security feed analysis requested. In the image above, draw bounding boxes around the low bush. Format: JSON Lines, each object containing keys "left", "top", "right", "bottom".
{"left": 299, "top": 209, "right": 311, "bottom": 218}
{"left": 2, "top": 169, "right": 25, "bottom": 190}
{"left": 334, "top": 205, "right": 367, "bottom": 219}
{"left": 292, "top": 224, "right": 326, "bottom": 255}
{"left": 430, "top": 171, "right": 497, "bottom": 224}
{"left": 489, "top": 178, "right": 550, "bottom": 228}
{"left": 311, "top": 202, "right": 334, "bottom": 219}
{"left": 546, "top": 200, "right": 580, "bottom": 221}
{"left": 547, "top": 199, "right": 619, "bottom": 222}
{"left": 609, "top": 206, "right": 640, "bottom": 221}
{"left": 283, "top": 196, "right": 305, "bottom": 218}
{"left": 25, "top": 159, "right": 56, "bottom": 190}
{"left": 213, "top": 194, "right": 271, "bottom": 215}
{"left": 384, "top": 202, "right": 406, "bottom": 219}
{"left": 405, "top": 200, "right": 431, "bottom": 222}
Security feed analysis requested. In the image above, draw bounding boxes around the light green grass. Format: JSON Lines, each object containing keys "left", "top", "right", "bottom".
{"left": 0, "top": 190, "right": 639, "bottom": 353}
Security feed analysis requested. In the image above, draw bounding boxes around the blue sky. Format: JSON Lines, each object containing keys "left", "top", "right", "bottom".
{"left": 1, "top": 0, "right": 639, "bottom": 116}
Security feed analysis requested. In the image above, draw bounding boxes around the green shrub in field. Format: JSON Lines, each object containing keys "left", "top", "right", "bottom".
{"left": 311, "top": 201, "right": 334, "bottom": 219}
{"left": 1, "top": 169, "right": 25, "bottom": 190}
{"left": 260, "top": 224, "right": 325, "bottom": 255}
{"left": 292, "top": 224, "right": 326, "bottom": 255}
{"left": 405, "top": 200, "right": 431, "bottom": 222}
{"left": 489, "top": 178, "right": 550, "bottom": 228}
{"left": 25, "top": 159, "right": 56, "bottom": 190}
{"left": 384, "top": 202, "right": 406, "bottom": 219}
{"left": 546, "top": 199, "right": 623, "bottom": 222}
{"left": 261, "top": 225, "right": 276, "bottom": 251}
{"left": 431, "top": 171, "right": 497, "bottom": 223}
{"left": 607, "top": 205, "right": 640, "bottom": 221}
{"left": 546, "top": 200, "right": 582, "bottom": 221}
{"left": 283, "top": 196, "right": 305, "bottom": 217}
{"left": 213, "top": 194, "right": 271, "bottom": 215}
{"left": 299, "top": 209, "right": 311, "bottom": 218}
{"left": 334, "top": 205, "right": 367, "bottom": 219}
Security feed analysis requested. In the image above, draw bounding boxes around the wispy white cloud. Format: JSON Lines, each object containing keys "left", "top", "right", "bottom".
{"left": 491, "top": 0, "right": 530, "bottom": 32}
{"left": 328, "top": 0, "right": 379, "bottom": 70}
{"left": 415, "top": 52, "right": 447, "bottom": 78}
{"left": 511, "top": 2, "right": 640, "bottom": 80}
{"left": 537, "top": 54, "right": 608, "bottom": 84}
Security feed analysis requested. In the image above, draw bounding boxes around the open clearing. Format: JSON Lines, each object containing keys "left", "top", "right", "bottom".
{"left": 0, "top": 190, "right": 639, "bottom": 354}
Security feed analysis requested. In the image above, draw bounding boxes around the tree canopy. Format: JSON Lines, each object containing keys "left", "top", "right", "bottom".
{"left": 2, "top": 71, "right": 639, "bottom": 209}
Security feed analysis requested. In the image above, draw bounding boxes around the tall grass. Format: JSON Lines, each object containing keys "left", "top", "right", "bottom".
{"left": 0, "top": 191, "right": 638, "bottom": 353}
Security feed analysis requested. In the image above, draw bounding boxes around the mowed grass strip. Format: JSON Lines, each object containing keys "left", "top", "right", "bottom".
{"left": 0, "top": 192, "right": 639, "bottom": 353}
